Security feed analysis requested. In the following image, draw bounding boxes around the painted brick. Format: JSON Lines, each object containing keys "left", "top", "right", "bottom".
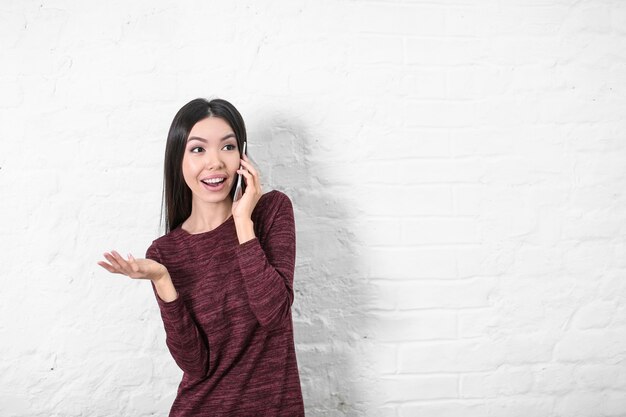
{"left": 2, "top": 1, "right": 625, "bottom": 416}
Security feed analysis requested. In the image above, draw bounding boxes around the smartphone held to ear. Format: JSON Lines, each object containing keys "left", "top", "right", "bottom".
{"left": 233, "top": 141, "right": 247, "bottom": 203}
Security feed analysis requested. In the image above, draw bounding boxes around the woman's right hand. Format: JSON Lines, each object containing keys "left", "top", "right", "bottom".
{"left": 97, "top": 250, "right": 168, "bottom": 282}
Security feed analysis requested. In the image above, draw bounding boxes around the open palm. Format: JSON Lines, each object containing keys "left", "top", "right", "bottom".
{"left": 97, "top": 250, "right": 167, "bottom": 281}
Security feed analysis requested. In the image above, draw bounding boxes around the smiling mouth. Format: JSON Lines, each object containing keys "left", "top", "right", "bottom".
{"left": 201, "top": 178, "right": 226, "bottom": 185}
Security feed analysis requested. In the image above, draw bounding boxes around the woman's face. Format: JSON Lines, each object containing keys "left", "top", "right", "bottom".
{"left": 182, "top": 116, "right": 241, "bottom": 204}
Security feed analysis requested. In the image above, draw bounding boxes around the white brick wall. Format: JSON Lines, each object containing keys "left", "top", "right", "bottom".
{"left": 1, "top": 1, "right": 625, "bottom": 416}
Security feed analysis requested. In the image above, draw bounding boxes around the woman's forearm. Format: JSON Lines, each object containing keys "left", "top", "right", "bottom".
{"left": 149, "top": 269, "right": 210, "bottom": 378}
{"left": 153, "top": 272, "right": 178, "bottom": 302}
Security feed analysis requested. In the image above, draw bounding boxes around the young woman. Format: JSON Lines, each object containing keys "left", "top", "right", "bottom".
{"left": 97, "top": 98, "right": 305, "bottom": 416}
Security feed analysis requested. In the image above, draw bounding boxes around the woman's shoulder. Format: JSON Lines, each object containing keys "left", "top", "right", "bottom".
{"left": 251, "top": 190, "right": 294, "bottom": 242}
{"left": 252, "top": 189, "right": 292, "bottom": 219}
{"left": 259, "top": 188, "right": 291, "bottom": 205}
{"left": 145, "top": 221, "right": 185, "bottom": 257}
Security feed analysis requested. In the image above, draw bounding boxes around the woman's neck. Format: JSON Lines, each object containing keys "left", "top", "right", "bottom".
{"left": 183, "top": 199, "right": 233, "bottom": 233}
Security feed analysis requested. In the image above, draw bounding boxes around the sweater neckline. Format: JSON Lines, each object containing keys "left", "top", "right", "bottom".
{"left": 176, "top": 214, "right": 234, "bottom": 237}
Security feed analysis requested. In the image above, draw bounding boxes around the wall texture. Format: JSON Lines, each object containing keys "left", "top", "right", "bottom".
{"left": 1, "top": 0, "right": 625, "bottom": 416}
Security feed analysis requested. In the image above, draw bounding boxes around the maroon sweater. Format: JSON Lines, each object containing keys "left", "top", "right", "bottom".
{"left": 145, "top": 190, "right": 305, "bottom": 416}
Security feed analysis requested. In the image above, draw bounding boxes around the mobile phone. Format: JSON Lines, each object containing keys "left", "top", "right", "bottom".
{"left": 233, "top": 141, "right": 247, "bottom": 202}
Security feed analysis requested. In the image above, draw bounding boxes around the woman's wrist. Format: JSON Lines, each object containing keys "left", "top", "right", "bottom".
{"left": 234, "top": 218, "right": 256, "bottom": 245}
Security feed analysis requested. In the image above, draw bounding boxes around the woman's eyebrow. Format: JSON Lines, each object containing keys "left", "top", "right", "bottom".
{"left": 187, "top": 133, "right": 236, "bottom": 143}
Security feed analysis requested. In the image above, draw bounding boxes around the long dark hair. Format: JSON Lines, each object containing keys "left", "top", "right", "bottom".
{"left": 159, "top": 98, "right": 247, "bottom": 235}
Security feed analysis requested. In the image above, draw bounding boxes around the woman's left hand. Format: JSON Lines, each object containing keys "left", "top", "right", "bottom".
{"left": 232, "top": 153, "right": 262, "bottom": 220}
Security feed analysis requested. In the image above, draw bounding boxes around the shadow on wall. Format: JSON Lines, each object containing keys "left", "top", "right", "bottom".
{"left": 254, "top": 115, "right": 379, "bottom": 416}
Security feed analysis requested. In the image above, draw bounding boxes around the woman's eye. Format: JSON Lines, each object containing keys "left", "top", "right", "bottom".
{"left": 190, "top": 145, "right": 235, "bottom": 153}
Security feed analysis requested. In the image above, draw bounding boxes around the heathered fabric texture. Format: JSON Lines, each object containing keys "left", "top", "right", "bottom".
{"left": 145, "top": 190, "right": 305, "bottom": 417}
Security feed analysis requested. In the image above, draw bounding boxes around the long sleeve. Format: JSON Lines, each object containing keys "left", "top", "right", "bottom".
{"left": 235, "top": 192, "right": 296, "bottom": 329}
{"left": 145, "top": 243, "right": 211, "bottom": 379}
{"left": 140, "top": 190, "right": 306, "bottom": 415}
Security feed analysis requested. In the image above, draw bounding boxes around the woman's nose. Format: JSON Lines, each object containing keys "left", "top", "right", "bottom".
{"left": 204, "top": 148, "right": 225, "bottom": 167}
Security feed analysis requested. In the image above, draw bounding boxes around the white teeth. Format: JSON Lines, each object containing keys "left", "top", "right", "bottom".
{"left": 202, "top": 178, "right": 225, "bottom": 184}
